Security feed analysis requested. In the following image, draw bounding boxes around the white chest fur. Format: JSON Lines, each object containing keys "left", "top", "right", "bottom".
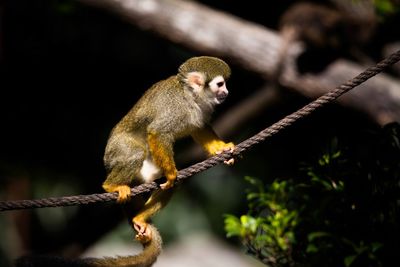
{"left": 138, "top": 156, "right": 163, "bottom": 183}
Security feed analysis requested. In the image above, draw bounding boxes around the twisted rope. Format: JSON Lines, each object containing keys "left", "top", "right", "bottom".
{"left": 1, "top": 50, "right": 400, "bottom": 212}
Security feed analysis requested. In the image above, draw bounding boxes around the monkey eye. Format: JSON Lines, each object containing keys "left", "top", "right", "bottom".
{"left": 217, "top": 81, "right": 224, "bottom": 87}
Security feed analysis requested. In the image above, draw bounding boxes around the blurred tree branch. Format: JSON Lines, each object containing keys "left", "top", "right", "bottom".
{"left": 79, "top": 0, "right": 400, "bottom": 125}
{"left": 384, "top": 42, "right": 400, "bottom": 76}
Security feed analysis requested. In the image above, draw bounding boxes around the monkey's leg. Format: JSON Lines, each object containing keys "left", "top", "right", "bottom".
{"left": 133, "top": 189, "right": 174, "bottom": 243}
{"left": 192, "top": 125, "right": 235, "bottom": 164}
{"left": 147, "top": 132, "right": 177, "bottom": 190}
{"left": 103, "top": 136, "right": 146, "bottom": 203}
{"left": 122, "top": 194, "right": 147, "bottom": 229}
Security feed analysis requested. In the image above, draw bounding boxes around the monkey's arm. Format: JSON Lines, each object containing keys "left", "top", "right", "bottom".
{"left": 147, "top": 131, "right": 177, "bottom": 190}
{"left": 192, "top": 125, "right": 235, "bottom": 157}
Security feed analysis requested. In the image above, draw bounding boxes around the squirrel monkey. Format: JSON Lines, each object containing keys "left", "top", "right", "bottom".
{"left": 103, "top": 56, "right": 235, "bottom": 242}
{"left": 15, "top": 56, "right": 234, "bottom": 267}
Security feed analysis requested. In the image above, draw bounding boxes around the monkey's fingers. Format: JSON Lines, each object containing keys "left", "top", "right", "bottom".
{"left": 216, "top": 146, "right": 235, "bottom": 165}
{"left": 224, "top": 158, "right": 235, "bottom": 165}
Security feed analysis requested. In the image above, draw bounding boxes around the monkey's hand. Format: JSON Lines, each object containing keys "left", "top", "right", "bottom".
{"left": 103, "top": 184, "right": 132, "bottom": 203}
{"left": 192, "top": 126, "right": 235, "bottom": 165}
{"left": 213, "top": 141, "right": 235, "bottom": 165}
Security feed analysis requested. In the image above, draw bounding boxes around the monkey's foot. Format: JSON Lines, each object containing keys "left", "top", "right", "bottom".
{"left": 160, "top": 179, "right": 174, "bottom": 190}
{"left": 160, "top": 171, "right": 176, "bottom": 190}
{"left": 133, "top": 221, "right": 152, "bottom": 244}
{"left": 102, "top": 184, "right": 132, "bottom": 203}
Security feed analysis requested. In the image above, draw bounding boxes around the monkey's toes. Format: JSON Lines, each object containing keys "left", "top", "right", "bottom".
{"left": 103, "top": 184, "right": 132, "bottom": 203}
{"left": 134, "top": 222, "right": 152, "bottom": 244}
{"left": 116, "top": 186, "right": 132, "bottom": 203}
{"left": 160, "top": 180, "right": 174, "bottom": 190}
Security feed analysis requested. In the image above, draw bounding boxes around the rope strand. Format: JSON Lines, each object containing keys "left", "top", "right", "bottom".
{"left": 1, "top": 49, "right": 400, "bottom": 212}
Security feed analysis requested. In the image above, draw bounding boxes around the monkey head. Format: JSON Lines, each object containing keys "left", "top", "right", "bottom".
{"left": 178, "top": 56, "right": 231, "bottom": 105}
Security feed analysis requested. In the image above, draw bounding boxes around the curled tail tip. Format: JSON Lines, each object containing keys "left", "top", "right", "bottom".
{"left": 141, "top": 224, "right": 163, "bottom": 263}
{"left": 14, "top": 224, "right": 163, "bottom": 267}
{"left": 105, "top": 223, "right": 162, "bottom": 267}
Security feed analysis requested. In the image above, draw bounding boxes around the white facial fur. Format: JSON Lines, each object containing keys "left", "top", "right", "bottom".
{"left": 208, "top": 75, "right": 228, "bottom": 104}
{"left": 186, "top": 72, "right": 229, "bottom": 105}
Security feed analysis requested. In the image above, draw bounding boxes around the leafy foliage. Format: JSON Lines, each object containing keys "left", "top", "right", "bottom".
{"left": 225, "top": 177, "right": 299, "bottom": 266}
{"left": 225, "top": 123, "right": 400, "bottom": 267}
{"left": 373, "top": 0, "right": 399, "bottom": 16}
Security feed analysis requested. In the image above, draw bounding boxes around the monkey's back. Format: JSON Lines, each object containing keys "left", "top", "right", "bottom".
{"left": 103, "top": 75, "right": 209, "bottom": 185}
{"left": 127, "top": 76, "right": 209, "bottom": 138}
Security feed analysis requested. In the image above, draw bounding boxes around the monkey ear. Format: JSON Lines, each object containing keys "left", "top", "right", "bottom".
{"left": 186, "top": 72, "right": 205, "bottom": 92}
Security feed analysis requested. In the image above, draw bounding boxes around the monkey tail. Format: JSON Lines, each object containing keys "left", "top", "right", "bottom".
{"left": 83, "top": 224, "right": 162, "bottom": 267}
{"left": 15, "top": 224, "right": 162, "bottom": 267}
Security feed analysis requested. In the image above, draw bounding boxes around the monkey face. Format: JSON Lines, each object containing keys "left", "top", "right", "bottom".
{"left": 208, "top": 75, "right": 229, "bottom": 104}
{"left": 185, "top": 72, "right": 229, "bottom": 106}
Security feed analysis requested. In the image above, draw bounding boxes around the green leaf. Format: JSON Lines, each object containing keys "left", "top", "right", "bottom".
{"left": 240, "top": 215, "right": 258, "bottom": 234}
{"left": 371, "top": 242, "right": 383, "bottom": 252}
{"left": 307, "top": 232, "right": 330, "bottom": 242}
{"left": 344, "top": 255, "right": 357, "bottom": 267}
{"left": 375, "top": 0, "right": 396, "bottom": 13}
{"left": 332, "top": 150, "right": 341, "bottom": 159}
{"left": 277, "top": 236, "right": 289, "bottom": 250}
{"left": 306, "top": 244, "right": 319, "bottom": 253}
{"left": 224, "top": 214, "right": 242, "bottom": 237}
{"left": 245, "top": 176, "right": 263, "bottom": 188}
{"left": 285, "top": 231, "right": 296, "bottom": 243}
{"left": 246, "top": 192, "right": 258, "bottom": 200}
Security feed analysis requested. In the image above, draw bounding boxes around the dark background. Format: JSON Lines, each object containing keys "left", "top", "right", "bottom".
{"left": 0, "top": 0, "right": 399, "bottom": 266}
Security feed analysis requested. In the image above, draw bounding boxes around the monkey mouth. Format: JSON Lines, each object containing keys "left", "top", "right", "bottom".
{"left": 216, "top": 95, "right": 227, "bottom": 104}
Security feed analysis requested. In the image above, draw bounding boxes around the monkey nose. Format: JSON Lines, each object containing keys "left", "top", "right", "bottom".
{"left": 217, "top": 91, "right": 228, "bottom": 103}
